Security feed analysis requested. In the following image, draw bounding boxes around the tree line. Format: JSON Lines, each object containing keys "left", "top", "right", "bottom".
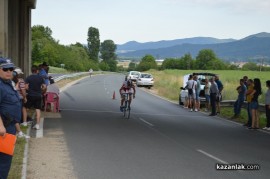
{"left": 32, "top": 25, "right": 118, "bottom": 71}
{"left": 128, "top": 50, "right": 270, "bottom": 72}
{"left": 32, "top": 25, "right": 270, "bottom": 72}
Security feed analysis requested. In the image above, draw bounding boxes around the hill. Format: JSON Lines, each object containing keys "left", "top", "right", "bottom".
{"left": 117, "top": 32, "right": 270, "bottom": 62}
{"left": 117, "top": 37, "right": 235, "bottom": 52}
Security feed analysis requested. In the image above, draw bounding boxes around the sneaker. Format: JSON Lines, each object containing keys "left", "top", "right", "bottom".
{"left": 21, "top": 122, "right": 28, "bottom": 127}
{"left": 183, "top": 106, "right": 188, "bottom": 109}
{"left": 190, "top": 109, "right": 193, "bottom": 112}
{"left": 32, "top": 124, "right": 40, "bottom": 130}
{"left": 17, "top": 131, "right": 30, "bottom": 139}
{"left": 204, "top": 109, "right": 208, "bottom": 112}
{"left": 194, "top": 109, "right": 198, "bottom": 112}
{"left": 262, "top": 127, "right": 268, "bottom": 130}
{"left": 267, "top": 128, "right": 270, "bottom": 131}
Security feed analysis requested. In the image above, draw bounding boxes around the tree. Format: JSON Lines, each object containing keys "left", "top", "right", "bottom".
{"left": 100, "top": 40, "right": 117, "bottom": 61}
{"left": 242, "top": 62, "right": 259, "bottom": 71}
{"left": 182, "top": 53, "right": 193, "bottom": 70}
{"left": 100, "top": 40, "right": 117, "bottom": 71}
{"left": 32, "top": 25, "right": 54, "bottom": 41}
{"left": 128, "top": 62, "right": 137, "bottom": 71}
{"left": 137, "top": 55, "right": 157, "bottom": 71}
{"left": 87, "top": 27, "right": 100, "bottom": 62}
{"left": 195, "top": 49, "right": 217, "bottom": 70}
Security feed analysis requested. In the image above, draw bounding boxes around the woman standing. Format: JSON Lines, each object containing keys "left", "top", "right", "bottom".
{"left": 263, "top": 80, "right": 270, "bottom": 130}
{"left": 250, "top": 78, "right": 262, "bottom": 129}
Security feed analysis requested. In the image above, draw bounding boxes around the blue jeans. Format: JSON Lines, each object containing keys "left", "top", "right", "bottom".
{"left": 0, "top": 124, "right": 16, "bottom": 179}
{"left": 234, "top": 98, "right": 244, "bottom": 116}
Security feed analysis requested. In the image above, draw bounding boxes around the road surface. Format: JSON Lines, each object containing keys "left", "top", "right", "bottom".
{"left": 44, "top": 74, "right": 270, "bottom": 179}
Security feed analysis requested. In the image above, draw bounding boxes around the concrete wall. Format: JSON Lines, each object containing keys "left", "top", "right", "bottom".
{"left": 0, "top": 0, "right": 36, "bottom": 76}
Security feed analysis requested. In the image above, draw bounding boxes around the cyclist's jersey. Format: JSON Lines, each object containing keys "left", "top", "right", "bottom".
{"left": 120, "top": 80, "right": 134, "bottom": 94}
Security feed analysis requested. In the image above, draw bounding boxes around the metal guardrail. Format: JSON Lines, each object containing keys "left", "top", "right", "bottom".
{"left": 221, "top": 100, "right": 266, "bottom": 112}
{"left": 53, "top": 72, "right": 88, "bottom": 82}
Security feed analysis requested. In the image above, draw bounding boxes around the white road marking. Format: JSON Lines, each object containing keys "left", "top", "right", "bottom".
{"left": 197, "top": 149, "right": 228, "bottom": 164}
{"left": 139, "top": 117, "right": 154, "bottom": 127}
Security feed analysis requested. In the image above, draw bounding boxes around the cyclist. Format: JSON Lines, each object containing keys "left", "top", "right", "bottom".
{"left": 119, "top": 77, "right": 136, "bottom": 112}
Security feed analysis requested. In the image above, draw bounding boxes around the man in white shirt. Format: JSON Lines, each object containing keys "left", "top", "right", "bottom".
{"left": 187, "top": 75, "right": 197, "bottom": 112}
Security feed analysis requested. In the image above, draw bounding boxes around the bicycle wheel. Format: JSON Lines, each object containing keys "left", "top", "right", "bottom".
{"left": 127, "top": 107, "right": 130, "bottom": 119}
{"left": 123, "top": 101, "right": 127, "bottom": 117}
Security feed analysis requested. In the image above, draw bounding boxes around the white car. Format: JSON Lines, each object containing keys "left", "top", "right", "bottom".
{"left": 127, "top": 71, "right": 140, "bottom": 82}
{"left": 136, "top": 73, "right": 154, "bottom": 89}
{"left": 179, "top": 72, "right": 216, "bottom": 105}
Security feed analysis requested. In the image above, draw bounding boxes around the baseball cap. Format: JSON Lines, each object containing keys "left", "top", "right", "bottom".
{"left": 14, "top": 68, "right": 24, "bottom": 74}
{"left": 0, "top": 57, "right": 15, "bottom": 68}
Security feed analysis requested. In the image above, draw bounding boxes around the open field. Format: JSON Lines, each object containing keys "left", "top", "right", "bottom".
{"left": 148, "top": 69, "right": 269, "bottom": 103}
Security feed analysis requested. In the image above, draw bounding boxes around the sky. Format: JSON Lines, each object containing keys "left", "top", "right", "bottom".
{"left": 32, "top": 0, "right": 270, "bottom": 45}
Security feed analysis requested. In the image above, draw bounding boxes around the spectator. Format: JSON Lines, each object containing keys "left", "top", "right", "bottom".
{"left": 263, "top": 80, "right": 270, "bottom": 130}
{"left": 244, "top": 79, "right": 254, "bottom": 128}
{"left": 24, "top": 65, "right": 46, "bottom": 130}
{"left": 249, "top": 78, "right": 262, "bottom": 129}
{"left": 12, "top": 69, "right": 30, "bottom": 139}
{"left": 209, "top": 78, "right": 219, "bottom": 116}
{"left": 232, "top": 79, "right": 247, "bottom": 119}
{"left": 187, "top": 75, "right": 197, "bottom": 112}
{"left": 39, "top": 62, "right": 49, "bottom": 86}
{"left": 204, "top": 78, "right": 210, "bottom": 112}
{"left": 243, "top": 76, "right": 248, "bottom": 87}
{"left": 89, "top": 68, "right": 93, "bottom": 78}
{"left": 215, "top": 75, "right": 224, "bottom": 114}
{"left": 183, "top": 75, "right": 192, "bottom": 109}
{"left": 0, "top": 57, "right": 22, "bottom": 179}
{"left": 194, "top": 75, "right": 201, "bottom": 111}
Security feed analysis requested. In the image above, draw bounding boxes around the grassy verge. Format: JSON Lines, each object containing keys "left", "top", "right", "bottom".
{"left": 219, "top": 107, "right": 267, "bottom": 127}
{"left": 147, "top": 69, "right": 268, "bottom": 127}
{"left": 148, "top": 69, "right": 269, "bottom": 103}
{"left": 8, "top": 126, "right": 27, "bottom": 179}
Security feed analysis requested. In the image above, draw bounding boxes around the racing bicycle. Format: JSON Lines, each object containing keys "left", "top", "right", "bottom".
{"left": 122, "top": 92, "right": 131, "bottom": 119}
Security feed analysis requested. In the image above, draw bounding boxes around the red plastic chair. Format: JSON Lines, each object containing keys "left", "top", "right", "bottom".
{"left": 44, "top": 92, "right": 60, "bottom": 112}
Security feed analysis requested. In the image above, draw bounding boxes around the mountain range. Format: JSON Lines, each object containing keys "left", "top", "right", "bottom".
{"left": 117, "top": 32, "right": 270, "bottom": 62}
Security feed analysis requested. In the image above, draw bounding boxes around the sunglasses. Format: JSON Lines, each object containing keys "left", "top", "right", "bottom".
{"left": 1, "top": 67, "right": 14, "bottom": 72}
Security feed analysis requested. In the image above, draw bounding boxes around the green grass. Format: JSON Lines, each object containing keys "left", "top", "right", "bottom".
{"left": 219, "top": 107, "right": 267, "bottom": 127}
{"left": 148, "top": 69, "right": 269, "bottom": 127}
{"left": 148, "top": 69, "right": 269, "bottom": 103}
{"left": 48, "top": 66, "right": 69, "bottom": 73}
{"left": 8, "top": 126, "right": 28, "bottom": 179}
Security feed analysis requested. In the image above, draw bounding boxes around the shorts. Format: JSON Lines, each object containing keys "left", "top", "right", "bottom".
{"left": 250, "top": 101, "right": 259, "bottom": 109}
{"left": 188, "top": 92, "right": 195, "bottom": 99}
{"left": 205, "top": 94, "right": 210, "bottom": 102}
{"left": 195, "top": 92, "right": 200, "bottom": 101}
{"left": 24, "top": 95, "right": 42, "bottom": 109}
{"left": 216, "top": 93, "right": 222, "bottom": 102}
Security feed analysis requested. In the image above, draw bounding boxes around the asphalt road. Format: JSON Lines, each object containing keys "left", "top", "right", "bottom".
{"left": 44, "top": 74, "right": 270, "bottom": 179}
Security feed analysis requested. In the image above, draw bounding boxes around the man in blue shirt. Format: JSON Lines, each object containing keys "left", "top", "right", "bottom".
{"left": 0, "top": 57, "right": 22, "bottom": 179}
{"left": 232, "top": 79, "right": 247, "bottom": 118}
{"left": 38, "top": 62, "right": 49, "bottom": 86}
{"left": 215, "top": 75, "right": 224, "bottom": 114}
